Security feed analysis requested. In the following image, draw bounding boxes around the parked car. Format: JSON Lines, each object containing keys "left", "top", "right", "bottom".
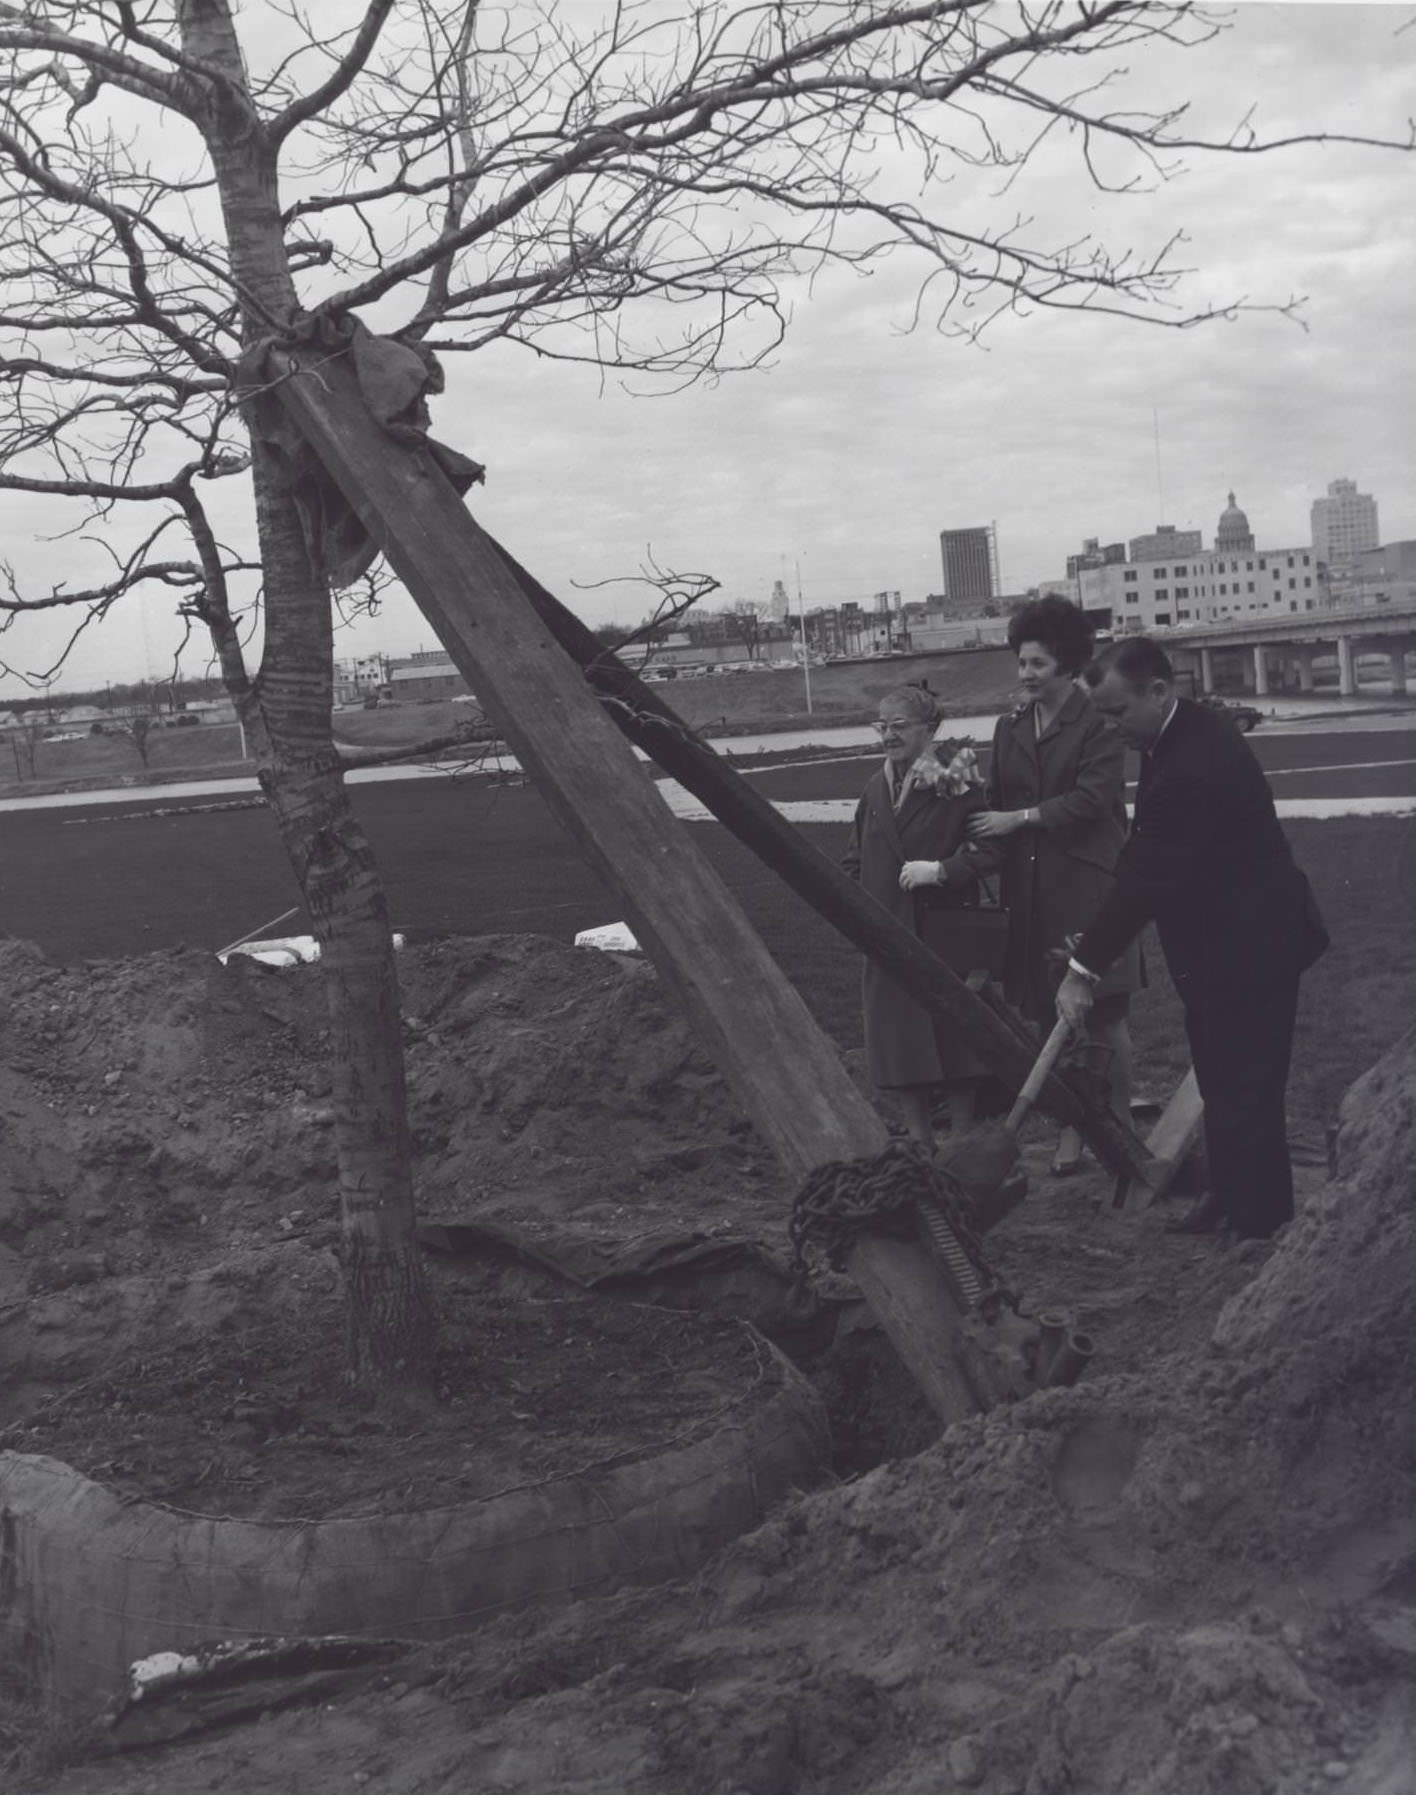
{"left": 1199, "top": 695, "right": 1263, "bottom": 733}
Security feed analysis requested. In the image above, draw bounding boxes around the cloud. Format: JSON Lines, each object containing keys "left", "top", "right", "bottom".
{"left": 0, "top": 1, "right": 1412, "bottom": 694}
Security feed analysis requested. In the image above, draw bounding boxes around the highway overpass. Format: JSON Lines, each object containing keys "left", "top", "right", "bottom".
{"left": 1158, "top": 600, "right": 1416, "bottom": 698}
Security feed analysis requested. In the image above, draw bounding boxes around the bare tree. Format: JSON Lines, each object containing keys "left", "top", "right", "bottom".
{"left": 128, "top": 710, "right": 155, "bottom": 770}
{"left": 0, "top": 2, "right": 1407, "bottom": 1385}
{"left": 6, "top": 711, "right": 45, "bottom": 782}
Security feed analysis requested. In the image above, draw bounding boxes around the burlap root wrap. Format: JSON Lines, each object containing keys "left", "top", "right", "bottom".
{"left": 0, "top": 1336, "right": 826, "bottom": 1703}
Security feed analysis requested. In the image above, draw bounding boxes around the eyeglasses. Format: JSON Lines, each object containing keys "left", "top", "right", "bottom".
{"left": 873, "top": 719, "right": 920, "bottom": 733}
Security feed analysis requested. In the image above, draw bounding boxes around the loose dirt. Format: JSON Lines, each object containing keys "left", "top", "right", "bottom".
{"left": 0, "top": 1285, "right": 762, "bottom": 1521}
{"left": 1, "top": 931, "right": 1413, "bottom": 1794}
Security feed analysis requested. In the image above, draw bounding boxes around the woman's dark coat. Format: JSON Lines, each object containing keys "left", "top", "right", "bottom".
{"left": 843, "top": 765, "right": 1001, "bottom": 1089}
{"left": 986, "top": 685, "right": 1140, "bottom": 1023}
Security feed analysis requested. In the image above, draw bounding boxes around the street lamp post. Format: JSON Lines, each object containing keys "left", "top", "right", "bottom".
{"left": 795, "top": 561, "right": 812, "bottom": 715}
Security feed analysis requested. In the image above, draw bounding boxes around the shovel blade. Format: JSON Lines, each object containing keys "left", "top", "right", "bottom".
{"left": 936, "top": 1127, "right": 1021, "bottom": 1201}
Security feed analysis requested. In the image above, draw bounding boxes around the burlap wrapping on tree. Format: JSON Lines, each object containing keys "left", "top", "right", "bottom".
{"left": 0, "top": 1335, "right": 826, "bottom": 1705}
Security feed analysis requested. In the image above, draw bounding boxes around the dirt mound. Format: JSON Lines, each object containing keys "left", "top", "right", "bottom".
{"left": 397, "top": 934, "right": 778, "bottom": 1229}
{"left": 7, "top": 943, "right": 1416, "bottom": 1793}
{"left": 0, "top": 933, "right": 777, "bottom": 1323}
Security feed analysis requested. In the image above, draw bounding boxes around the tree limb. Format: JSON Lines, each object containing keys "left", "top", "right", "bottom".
{"left": 266, "top": 0, "right": 399, "bottom": 147}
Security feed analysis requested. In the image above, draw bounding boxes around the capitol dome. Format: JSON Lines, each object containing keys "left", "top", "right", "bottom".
{"left": 1215, "top": 490, "right": 1255, "bottom": 553}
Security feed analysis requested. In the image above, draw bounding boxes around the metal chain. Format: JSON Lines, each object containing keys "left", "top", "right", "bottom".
{"left": 787, "top": 1138, "right": 1015, "bottom": 1316}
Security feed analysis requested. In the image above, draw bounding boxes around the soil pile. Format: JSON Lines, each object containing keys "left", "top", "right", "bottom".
{"left": 1, "top": 1290, "right": 766, "bottom": 1520}
{"left": 0, "top": 933, "right": 776, "bottom": 1326}
{"left": 4, "top": 939, "right": 1414, "bottom": 1793}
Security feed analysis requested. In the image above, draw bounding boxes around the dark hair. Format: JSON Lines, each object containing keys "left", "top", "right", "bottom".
{"left": 1006, "top": 597, "right": 1094, "bottom": 676}
{"left": 1082, "top": 636, "right": 1175, "bottom": 690}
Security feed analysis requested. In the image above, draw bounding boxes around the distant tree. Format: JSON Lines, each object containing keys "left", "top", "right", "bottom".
{"left": 128, "top": 713, "right": 155, "bottom": 770}
{"left": 7, "top": 714, "right": 44, "bottom": 782}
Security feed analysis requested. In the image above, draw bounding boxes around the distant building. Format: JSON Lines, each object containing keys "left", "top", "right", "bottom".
{"left": 768, "top": 579, "right": 791, "bottom": 622}
{"left": 387, "top": 658, "right": 470, "bottom": 702}
{"left": 1128, "top": 523, "right": 1203, "bottom": 564}
{"left": 334, "top": 653, "right": 390, "bottom": 707}
{"left": 910, "top": 613, "right": 1011, "bottom": 652}
{"left": 1065, "top": 538, "right": 1125, "bottom": 580}
{"left": 1034, "top": 579, "right": 1082, "bottom": 605}
{"left": 1214, "top": 491, "right": 1256, "bottom": 555}
{"left": 1311, "top": 477, "right": 1379, "bottom": 568}
{"left": 924, "top": 589, "right": 997, "bottom": 621}
{"left": 1323, "top": 540, "right": 1416, "bottom": 609}
{"left": 939, "top": 525, "right": 998, "bottom": 606}
{"left": 1078, "top": 493, "right": 1319, "bottom": 632}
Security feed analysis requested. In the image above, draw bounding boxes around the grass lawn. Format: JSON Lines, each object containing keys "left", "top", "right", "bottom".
{"left": 0, "top": 721, "right": 255, "bottom": 797}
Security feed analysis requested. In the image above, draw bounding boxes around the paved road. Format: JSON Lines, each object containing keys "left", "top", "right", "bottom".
{"left": 2, "top": 720, "right": 1411, "bottom": 964}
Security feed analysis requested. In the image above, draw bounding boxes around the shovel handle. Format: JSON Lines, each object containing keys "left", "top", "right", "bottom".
{"left": 1004, "top": 1016, "right": 1074, "bottom": 1136}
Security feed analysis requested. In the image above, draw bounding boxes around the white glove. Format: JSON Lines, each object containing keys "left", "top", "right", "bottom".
{"left": 899, "top": 860, "right": 942, "bottom": 891}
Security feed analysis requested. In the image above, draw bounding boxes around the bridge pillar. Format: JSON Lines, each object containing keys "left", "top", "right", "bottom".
{"left": 1337, "top": 634, "right": 1356, "bottom": 697}
{"left": 1199, "top": 646, "right": 1215, "bottom": 695}
{"left": 1391, "top": 645, "right": 1409, "bottom": 696}
{"left": 1252, "top": 644, "right": 1269, "bottom": 697}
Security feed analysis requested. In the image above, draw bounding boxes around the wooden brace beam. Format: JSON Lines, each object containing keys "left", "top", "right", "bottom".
{"left": 268, "top": 343, "right": 990, "bottom": 1426}
{"left": 485, "top": 540, "right": 1155, "bottom": 1186}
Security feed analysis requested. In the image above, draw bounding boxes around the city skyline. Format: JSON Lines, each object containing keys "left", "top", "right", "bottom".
{"left": 0, "top": 5, "right": 1412, "bottom": 697}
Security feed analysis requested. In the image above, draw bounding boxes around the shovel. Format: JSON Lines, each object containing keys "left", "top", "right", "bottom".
{"left": 933, "top": 1016, "right": 1074, "bottom": 1225}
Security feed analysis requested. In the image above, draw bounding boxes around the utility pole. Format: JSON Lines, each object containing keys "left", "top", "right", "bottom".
{"left": 796, "top": 560, "right": 812, "bottom": 714}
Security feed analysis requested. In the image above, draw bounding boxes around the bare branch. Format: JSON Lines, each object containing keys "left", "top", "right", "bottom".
{"left": 0, "top": 7, "right": 198, "bottom": 115}
{"left": 267, "top": 0, "right": 398, "bottom": 146}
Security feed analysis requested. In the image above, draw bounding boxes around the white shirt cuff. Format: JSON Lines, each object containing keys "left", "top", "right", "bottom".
{"left": 1067, "top": 957, "right": 1101, "bottom": 984}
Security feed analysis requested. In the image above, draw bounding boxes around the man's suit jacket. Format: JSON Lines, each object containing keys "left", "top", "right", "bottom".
{"left": 1074, "top": 697, "right": 1328, "bottom": 1001}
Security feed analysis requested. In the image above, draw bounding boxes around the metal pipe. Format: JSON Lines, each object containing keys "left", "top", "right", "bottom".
{"left": 1032, "top": 1310, "right": 1069, "bottom": 1384}
{"left": 1045, "top": 1332, "right": 1095, "bottom": 1389}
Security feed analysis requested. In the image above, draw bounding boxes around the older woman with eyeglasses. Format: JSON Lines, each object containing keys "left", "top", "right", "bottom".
{"left": 842, "top": 685, "right": 1002, "bottom": 1154}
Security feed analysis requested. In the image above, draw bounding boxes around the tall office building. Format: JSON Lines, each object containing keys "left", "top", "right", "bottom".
{"left": 939, "top": 525, "right": 998, "bottom": 607}
{"left": 1311, "top": 478, "right": 1379, "bottom": 567}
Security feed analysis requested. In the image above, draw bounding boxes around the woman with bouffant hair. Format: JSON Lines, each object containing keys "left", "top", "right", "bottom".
{"left": 968, "top": 597, "right": 1139, "bottom": 1174}
{"left": 843, "top": 684, "right": 1003, "bottom": 1153}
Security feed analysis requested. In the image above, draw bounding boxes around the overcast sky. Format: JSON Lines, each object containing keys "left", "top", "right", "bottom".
{"left": 2, "top": 1, "right": 1413, "bottom": 698}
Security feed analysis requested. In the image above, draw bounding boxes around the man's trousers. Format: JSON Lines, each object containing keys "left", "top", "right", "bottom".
{"left": 1182, "top": 970, "right": 1301, "bottom": 1239}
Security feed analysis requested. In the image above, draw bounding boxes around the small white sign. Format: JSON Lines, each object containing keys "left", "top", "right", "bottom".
{"left": 574, "top": 921, "right": 641, "bottom": 954}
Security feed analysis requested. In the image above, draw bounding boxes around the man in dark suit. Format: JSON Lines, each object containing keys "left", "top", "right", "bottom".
{"left": 1055, "top": 638, "right": 1328, "bottom": 1239}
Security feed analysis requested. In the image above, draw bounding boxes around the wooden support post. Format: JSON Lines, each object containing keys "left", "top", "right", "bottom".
{"left": 485, "top": 540, "right": 1155, "bottom": 1187}
{"left": 270, "top": 345, "right": 982, "bottom": 1425}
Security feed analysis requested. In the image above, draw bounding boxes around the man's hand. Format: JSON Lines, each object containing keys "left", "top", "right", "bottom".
{"left": 899, "top": 860, "right": 941, "bottom": 891}
{"left": 1056, "top": 969, "right": 1096, "bottom": 1034}
{"left": 968, "top": 809, "right": 1027, "bottom": 840}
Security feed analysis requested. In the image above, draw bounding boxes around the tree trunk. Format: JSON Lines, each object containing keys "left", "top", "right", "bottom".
{"left": 179, "top": 0, "right": 435, "bottom": 1384}
{"left": 250, "top": 454, "right": 436, "bottom": 1383}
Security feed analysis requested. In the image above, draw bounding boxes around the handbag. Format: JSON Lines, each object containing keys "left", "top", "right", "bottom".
{"left": 918, "top": 874, "right": 1009, "bottom": 978}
